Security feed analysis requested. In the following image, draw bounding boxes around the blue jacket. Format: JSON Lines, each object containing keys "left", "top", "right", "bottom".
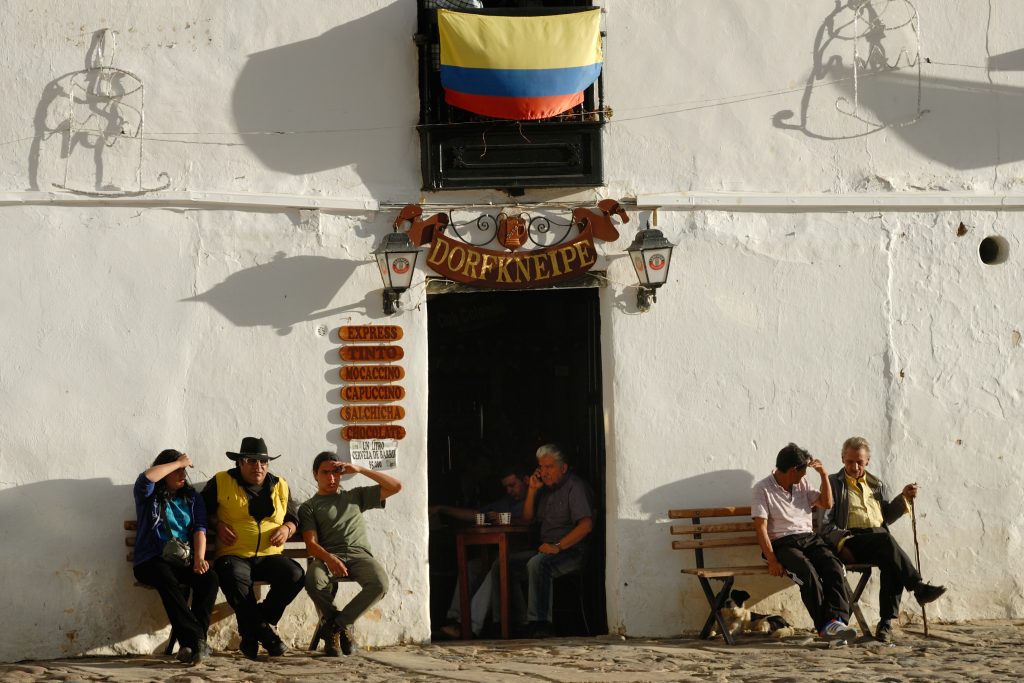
{"left": 132, "top": 472, "right": 208, "bottom": 566}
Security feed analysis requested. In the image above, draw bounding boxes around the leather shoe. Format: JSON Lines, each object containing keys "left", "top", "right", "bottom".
{"left": 914, "top": 583, "right": 947, "bottom": 605}
{"left": 527, "top": 621, "right": 554, "bottom": 639}
{"left": 875, "top": 620, "right": 894, "bottom": 643}
{"left": 257, "top": 623, "right": 286, "bottom": 657}
{"left": 175, "top": 646, "right": 193, "bottom": 664}
{"left": 239, "top": 637, "right": 259, "bottom": 660}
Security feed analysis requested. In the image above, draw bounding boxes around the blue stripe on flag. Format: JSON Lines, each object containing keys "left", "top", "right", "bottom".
{"left": 440, "top": 64, "right": 602, "bottom": 98}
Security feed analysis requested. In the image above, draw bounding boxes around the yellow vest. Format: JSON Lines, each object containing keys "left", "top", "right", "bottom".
{"left": 214, "top": 470, "right": 289, "bottom": 559}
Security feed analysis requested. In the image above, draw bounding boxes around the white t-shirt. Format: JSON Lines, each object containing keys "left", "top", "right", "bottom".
{"left": 751, "top": 473, "right": 820, "bottom": 541}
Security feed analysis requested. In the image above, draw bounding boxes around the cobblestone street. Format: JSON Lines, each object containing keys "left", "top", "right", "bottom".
{"left": 2, "top": 622, "right": 1022, "bottom": 683}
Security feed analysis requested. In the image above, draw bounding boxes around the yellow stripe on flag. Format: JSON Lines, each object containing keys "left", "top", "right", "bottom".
{"left": 439, "top": 9, "right": 602, "bottom": 71}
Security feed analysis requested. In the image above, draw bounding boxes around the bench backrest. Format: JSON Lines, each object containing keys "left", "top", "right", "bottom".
{"left": 123, "top": 520, "right": 310, "bottom": 563}
{"left": 668, "top": 506, "right": 759, "bottom": 569}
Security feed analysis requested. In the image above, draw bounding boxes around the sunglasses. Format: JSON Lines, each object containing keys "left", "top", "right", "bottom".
{"left": 239, "top": 457, "right": 269, "bottom": 467}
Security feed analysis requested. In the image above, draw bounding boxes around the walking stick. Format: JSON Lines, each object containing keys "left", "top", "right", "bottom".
{"left": 910, "top": 498, "right": 929, "bottom": 637}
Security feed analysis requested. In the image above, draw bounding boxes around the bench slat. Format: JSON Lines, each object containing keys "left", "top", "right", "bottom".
{"left": 670, "top": 522, "right": 755, "bottom": 535}
{"left": 669, "top": 506, "right": 752, "bottom": 519}
{"left": 681, "top": 564, "right": 770, "bottom": 578}
{"left": 672, "top": 535, "right": 759, "bottom": 550}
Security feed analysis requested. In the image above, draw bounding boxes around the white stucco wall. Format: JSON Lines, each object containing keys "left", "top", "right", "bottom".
{"left": 1, "top": 0, "right": 1022, "bottom": 660}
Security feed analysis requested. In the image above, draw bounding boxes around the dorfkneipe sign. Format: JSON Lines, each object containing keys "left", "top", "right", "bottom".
{"left": 426, "top": 229, "right": 597, "bottom": 288}
{"left": 349, "top": 440, "right": 397, "bottom": 471}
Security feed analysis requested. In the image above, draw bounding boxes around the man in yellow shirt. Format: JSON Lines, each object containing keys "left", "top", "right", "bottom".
{"left": 202, "top": 437, "right": 304, "bottom": 659}
{"left": 818, "top": 437, "right": 947, "bottom": 642}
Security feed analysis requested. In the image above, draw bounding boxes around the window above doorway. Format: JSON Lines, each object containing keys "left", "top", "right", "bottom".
{"left": 416, "top": 0, "right": 606, "bottom": 194}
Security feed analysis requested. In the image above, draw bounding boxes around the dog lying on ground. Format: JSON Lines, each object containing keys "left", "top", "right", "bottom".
{"left": 708, "top": 589, "right": 797, "bottom": 639}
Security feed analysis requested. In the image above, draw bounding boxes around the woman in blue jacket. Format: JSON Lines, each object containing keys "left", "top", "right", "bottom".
{"left": 133, "top": 449, "right": 218, "bottom": 664}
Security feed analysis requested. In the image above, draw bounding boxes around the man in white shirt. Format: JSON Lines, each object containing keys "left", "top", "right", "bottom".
{"left": 752, "top": 443, "right": 856, "bottom": 643}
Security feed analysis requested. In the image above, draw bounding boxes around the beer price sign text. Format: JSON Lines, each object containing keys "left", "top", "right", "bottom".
{"left": 349, "top": 439, "right": 398, "bottom": 471}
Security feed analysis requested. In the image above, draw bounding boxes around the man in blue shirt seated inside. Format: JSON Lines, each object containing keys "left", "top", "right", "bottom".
{"left": 499, "top": 443, "right": 594, "bottom": 638}
{"left": 431, "top": 466, "right": 529, "bottom": 638}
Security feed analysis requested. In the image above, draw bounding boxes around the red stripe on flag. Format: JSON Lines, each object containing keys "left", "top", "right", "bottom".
{"left": 444, "top": 90, "right": 585, "bottom": 121}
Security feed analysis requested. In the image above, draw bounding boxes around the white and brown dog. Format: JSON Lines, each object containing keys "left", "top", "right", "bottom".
{"left": 708, "top": 590, "right": 796, "bottom": 639}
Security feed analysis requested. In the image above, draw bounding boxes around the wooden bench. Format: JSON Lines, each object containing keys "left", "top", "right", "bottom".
{"left": 124, "top": 520, "right": 341, "bottom": 654}
{"left": 669, "top": 506, "right": 872, "bottom": 645}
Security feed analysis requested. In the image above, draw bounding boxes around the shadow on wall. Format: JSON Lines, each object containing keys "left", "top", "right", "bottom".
{"left": 773, "top": 0, "right": 1024, "bottom": 170}
{"left": 622, "top": 469, "right": 783, "bottom": 634}
{"left": 183, "top": 252, "right": 382, "bottom": 335}
{"left": 231, "top": 2, "right": 417, "bottom": 185}
{"left": 0, "top": 478, "right": 155, "bottom": 660}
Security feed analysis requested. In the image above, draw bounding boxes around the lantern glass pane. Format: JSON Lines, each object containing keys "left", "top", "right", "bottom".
{"left": 630, "top": 251, "right": 649, "bottom": 285}
{"left": 376, "top": 252, "right": 392, "bottom": 288}
{"left": 387, "top": 251, "right": 417, "bottom": 290}
{"left": 642, "top": 247, "right": 672, "bottom": 285}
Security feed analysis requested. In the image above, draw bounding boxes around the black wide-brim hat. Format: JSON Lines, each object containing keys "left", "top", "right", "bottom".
{"left": 226, "top": 436, "right": 280, "bottom": 461}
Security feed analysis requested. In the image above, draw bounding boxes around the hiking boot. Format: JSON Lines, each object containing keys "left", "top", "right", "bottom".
{"left": 338, "top": 624, "right": 356, "bottom": 656}
{"left": 239, "top": 637, "right": 259, "bottom": 660}
{"left": 312, "top": 617, "right": 333, "bottom": 651}
{"left": 175, "top": 646, "right": 193, "bottom": 664}
{"left": 914, "top": 583, "right": 947, "bottom": 605}
{"left": 875, "top": 620, "right": 894, "bottom": 643}
{"left": 819, "top": 619, "right": 857, "bottom": 643}
{"left": 324, "top": 630, "right": 342, "bottom": 657}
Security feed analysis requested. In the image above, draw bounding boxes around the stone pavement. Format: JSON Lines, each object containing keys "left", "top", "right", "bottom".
{"left": 2, "top": 621, "right": 1022, "bottom": 683}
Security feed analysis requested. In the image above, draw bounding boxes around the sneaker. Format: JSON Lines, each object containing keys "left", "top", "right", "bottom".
{"left": 875, "top": 620, "right": 894, "bottom": 643}
{"left": 239, "top": 637, "right": 259, "bottom": 660}
{"left": 175, "top": 646, "right": 193, "bottom": 664}
{"left": 819, "top": 619, "right": 857, "bottom": 643}
{"left": 191, "top": 640, "right": 211, "bottom": 665}
{"left": 338, "top": 624, "right": 356, "bottom": 656}
{"left": 914, "top": 583, "right": 947, "bottom": 605}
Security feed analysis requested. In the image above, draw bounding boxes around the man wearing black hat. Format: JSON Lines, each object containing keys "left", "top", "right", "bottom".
{"left": 201, "top": 437, "right": 304, "bottom": 659}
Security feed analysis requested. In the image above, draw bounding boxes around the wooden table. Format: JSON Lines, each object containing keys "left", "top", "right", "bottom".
{"left": 455, "top": 524, "right": 529, "bottom": 639}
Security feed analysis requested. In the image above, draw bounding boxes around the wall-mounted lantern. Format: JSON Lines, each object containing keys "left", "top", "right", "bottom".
{"left": 373, "top": 230, "right": 422, "bottom": 315}
{"left": 626, "top": 213, "right": 675, "bottom": 312}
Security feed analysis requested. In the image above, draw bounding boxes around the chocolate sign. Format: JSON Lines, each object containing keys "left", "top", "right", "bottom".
{"left": 342, "top": 425, "right": 406, "bottom": 441}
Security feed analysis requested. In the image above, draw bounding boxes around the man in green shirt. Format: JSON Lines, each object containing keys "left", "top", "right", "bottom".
{"left": 299, "top": 451, "right": 402, "bottom": 656}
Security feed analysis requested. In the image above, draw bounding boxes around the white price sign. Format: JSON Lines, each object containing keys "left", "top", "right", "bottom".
{"left": 349, "top": 439, "right": 398, "bottom": 471}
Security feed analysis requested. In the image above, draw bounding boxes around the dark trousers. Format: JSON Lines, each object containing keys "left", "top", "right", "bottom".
{"left": 214, "top": 555, "right": 304, "bottom": 639}
{"left": 843, "top": 528, "right": 922, "bottom": 622}
{"left": 773, "top": 532, "right": 850, "bottom": 631}
{"left": 134, "top": 557, "right": 219, "bottom": 650}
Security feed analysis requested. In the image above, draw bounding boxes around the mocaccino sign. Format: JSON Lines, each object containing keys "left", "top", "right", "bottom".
{"left": 394, "top": 199, "right": 630, "bottom": 290}
{"left": 339, "top": 365, "right": 405, "bottom": 382}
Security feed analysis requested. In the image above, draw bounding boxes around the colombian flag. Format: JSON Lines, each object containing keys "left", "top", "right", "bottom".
{"left": 438, "top": 9, "right": 603, "bottom": 121}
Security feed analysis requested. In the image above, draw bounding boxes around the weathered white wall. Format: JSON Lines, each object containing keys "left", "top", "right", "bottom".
{"left": 0, "top": 0, "right": 1022, "bottom": 660}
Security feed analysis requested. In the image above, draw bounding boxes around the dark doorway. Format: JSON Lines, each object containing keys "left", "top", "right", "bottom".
{"left": 427, "top": 285, "right": 607, "bottom": 638}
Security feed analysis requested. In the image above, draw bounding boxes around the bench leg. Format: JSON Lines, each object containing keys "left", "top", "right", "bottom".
{"left": 846, "top": 569, "right": 872, "bottom": 634}
{"left": 697, "top": 576, "right": 736, "bottom": 645}
{"left": 164, "top": 629, "right": 177, "bottom": 656}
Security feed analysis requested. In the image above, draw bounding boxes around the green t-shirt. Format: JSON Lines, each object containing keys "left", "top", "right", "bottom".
{"left": 298, "top": 485, "right": 383, "bottom": 559}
